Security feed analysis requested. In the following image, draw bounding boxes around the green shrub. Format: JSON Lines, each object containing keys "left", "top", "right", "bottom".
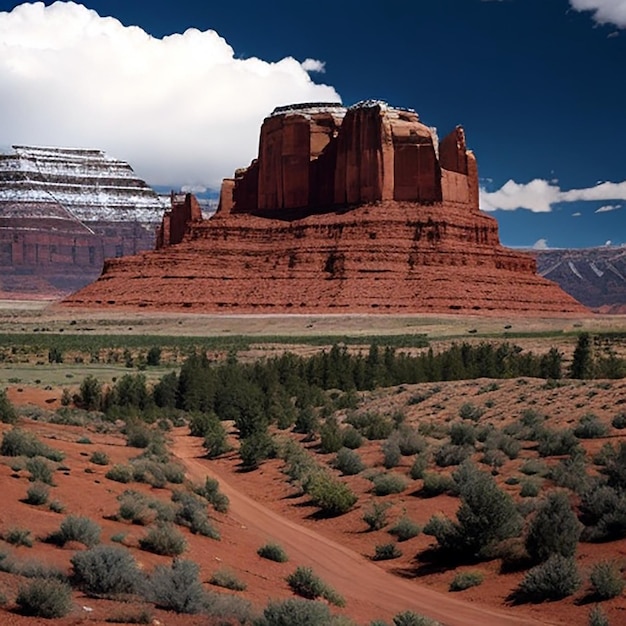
{"left": 145, "top": 559, "right": 205, "bottom": 614}
{"left": 1, "top": 428, "right": 63, "bottom": 461}
{"left": 257, "top": 542, "right": 289, "bottom": 563}
{"left": 392, "top": 611, "right": 442, "bottom": 626}
{"left": 434, "top": 443, "right": 473, "bottom": 468}
{"left": 319, "top": 417, "right": 343, "bottom": 454}
{"left": 16, "top": 578, "right": 72, "bottom": 618}
{"left": 286, "top": 566, "right": 344, "bottom": 606}
{"left": 363, "top": 502, "right": 390, "bottom": 531}
{"left": 90, "top": 450, "right": 110, "bottom": 465}
{"left": 256, "top": 597, "right": 332, "bottom": 626}
{"left": 139, "top": 523, "right": 186, "bottom": 556}
{"left": 536, "top": 429, "right": 581, "bottom": 457}
{"left": 210, "top": 568, "right": 247, "bottom": 591}
{"left": 49, "top": 500, "right": 65, "bottom": 513}
{"left": 26, "top": 457, "right": 54, "bottom": 485}
{"left": 105, "top": 607, "right": 153, "bottom": 624}
{"left": 203, "top": 421, "right": 231, "bottom": 458}
{"left": 611, "top": 412, "right": 626, "bottom": 430}
{"left": 0, "top": 388, "right": 17, "bottom": 424}
{"left": 194, "top": 477, "right": 229, "bottom": 513}
{"left": 409, "top": 453, "right": 429, "bottom": 480}
{"left": 519, "top": 478, "right": 541, "bottom": 498}
{"left": 450, "top": 422, "right": 476, "bottom": 446}
{"left": 516, "top": 555, "right": 581, "bottom": 601}
{"left": 575, "top": 414, "right": 609, "bottom": 439}
{"left": 342, "top": 426, "right": 363, "bottom": 449}
{"left": 105, "top": 464, "right": 134, "bottom": 483}
{"left": 396, "top": 425, "right": 427, "bottom": 455}
{"left": 449, "top": 571, "right": 484, "bottom": 591}
{"left": 5, "top": 527, "right": 33, "bottom": 547}
{"left": 588, "top": 606, "right": 610, "bottom": 626}
{"left": 373, "top": 542, "right": 402, "bottom": 561}
{"left": 589, "top": 560, "right": 624, "bottom": 600}
{"left": 382, "top": 437, "right": 401, "bottom": 469}
{"left": 239, "top": 430, "right": 275, "bottom": 469}
{"left": 333, "top": 447, "right": 365, "bottom": 475}
{"left": 421, "top": 472, "right": 455, "bottom": 497}
{"left": 388, "top": 516, "right": 420, "bottom": 542}
{"left": 50, "top": 515, "right": 101, "bottom": 547}
{"left": 25, "top": 482, "right": 49, "bottom": 505}
{"left": 347, "top": 412, "right": 393, "bottom": 440}
{"left": 71, "top": 545, "right": 141, "bottom": 596}
{"left": 459, "top": 403, "right": 483, "bottom": 421}
{"left": 372, "top": 473, "right": 407, "bottom": 496}
{"left": 519, "top": 459, "right": 548, "bottom": 476}
{"left": 172, "top": 491, "right": 220, "bottom": 539}
{"left": 306, "top": 471, "right": 357, "bottom": 515}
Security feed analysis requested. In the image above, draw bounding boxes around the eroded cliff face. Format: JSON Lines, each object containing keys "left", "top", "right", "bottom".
{"left": 0, "top": 146, "right": 165, "bottom": 297}
{"left": 65, "top": 101, "right": 586, "bottom": 314}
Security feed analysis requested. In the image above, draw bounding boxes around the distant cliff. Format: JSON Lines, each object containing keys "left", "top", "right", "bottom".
{"left": 0, "top": 145, "right": 166, "bottom": 298}
{"left": 533, "top": 246, "right": 626, "bottom": 313}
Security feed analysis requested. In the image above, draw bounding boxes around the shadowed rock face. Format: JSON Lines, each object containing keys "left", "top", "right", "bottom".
{"left": 0, "top": 146, "right": 165, "bottom": 298}
{"left": 64, "top": 101, "right": 586, "bottom": 315}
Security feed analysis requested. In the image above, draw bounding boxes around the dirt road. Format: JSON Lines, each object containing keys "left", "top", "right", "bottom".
{"left": 171, "top": 432, "right": 553, "bottom": 626}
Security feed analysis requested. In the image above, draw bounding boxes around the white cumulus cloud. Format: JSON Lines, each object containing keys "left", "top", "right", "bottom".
{"left": 569, "top": 0, "right": 626, "bottom": 28}
{"left": 0, "top": 1, "right": 341, "bottom": 188}
{"left": 480, "top": 178, "right": 626, "bottom": 212}
{"left": 532, "top": 238, "right": 550, "bottom": 250}
{"left": 595, "top": 204, "right": 622, "bottom": 212}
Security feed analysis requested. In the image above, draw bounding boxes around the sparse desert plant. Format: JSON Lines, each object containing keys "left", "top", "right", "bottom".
{"left": 519, "top": 478, "right": 541, "bottom": 498}
{"left": 16, "top": 578, "right": 72, "bottom": 618}
{"left": 519, "top": 459, "right": 548, "bottom": 476}
{"left": 25, "top": 457, "right": 54, "bottom": 485}
{"left": 589, "top": 560, "right": 624, "bottom": 600}
{"left": 105, "top": 464, "right": 134, "bottom": 484}
{"left": 612, "top": 412, "right": 626, "bottom": 430}
{"left": 341, "top": 426, "right": 364, "bottom": 449}
{"left": 286, "top": 566, "right": 345, "bottom": 606}
{"left": 459, "top": 403, "right": 483, "bottom": 421}
{"left": 388, "top": 516, "right": 421, "bottom": 542}
{"left": 396, "top": 424, "right": 427, "bottom": 456}
{"left": 434, "top": 443, "right": 473, "bottom": 467}
{"left": 145, "top": 558, "right": 205, "bottom": 614}
{"left": 449, "top": 571, "right": 484, "bottom": 591}
{"left": 588, "top": 605, "right": 610, "bottom": 626}
{"left": 409, "top": 453, "right": 429, "bottom": 479}
{"left": 105, "top": 607, "right": 153, "bottom": 624}
{"left": 71, "top": 544, "right": 142, "bottom": 596}
{"left": 256, "top": 597, "right": 333, "bottom": 626}
{"left": 381, "top": 437, "right": 401, "bottom": 469}
{"left": 139, "top": 522, "right": 186, "bottom": 556}
{"left": 193, "top": 477, "right": 229, "bottom": 513}
{"left": 536, "top": 428, "right": 581, "bottom": 457}
{"left": 420, "top": 472, "right": 455, "bottom": 497}
{"left": 1, "top": 428, "right": 63, "bottom": 461}
{"left": 89, "top": 450, "right": 110, "bottom": 465}
{"left": 210, "top": 567, "right": 247, "bottom": 591}
{"left": 49, "top": 515, "right": 101, "bottom": 547}
{"left": 172, "top": 491, "right": 220, "bottom": 539}
{"left": 372, "top": 472, "right": 407, "bottom": 496}
{"left": 0, "top": 388, "right": 17, "bottom": 424}
{"left": 5, "top": 527, "right": 33, "bottom": 548}
{"left": 516, "top": 555, "right": 581, "bottom": 602}
{"left": 306, "top": 471, "right": 357, "bottom": 515}
{"left": 373, "top": 542, "right": 402, "bottom": 561}
{"left": 575, "top": 413, "right": 609, "bottom": 439}
{"left": 449, "top": 422, "right": 476, "bottom": 446}
{"left": 392, "top": 611, "right": 442, "bottom": 626}
{"left": 117, "top": 490, "right": 156, "bottom": 526}
{"left": 49, "top": 500, "right": 65, "bottom": 513}
{"left": 333, "top": 447, "right": 365, "bottom": 475}
{"left": 363, "top": 502, "right": 391, "bottom": 531}
{"left": 257, "top": 542, "right": 289, "bottom": 563}
{"left": 25, "top": 482, "right": 50, "bottom": 505}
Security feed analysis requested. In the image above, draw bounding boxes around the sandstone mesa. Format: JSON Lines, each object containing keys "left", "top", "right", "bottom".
{"left": 65, "top": 101, "right": 586, "bottom": 314}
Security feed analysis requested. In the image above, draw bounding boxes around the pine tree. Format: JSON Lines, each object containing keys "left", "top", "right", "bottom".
{"left": 570, "top": 333, "right": 594, "bottom": 379}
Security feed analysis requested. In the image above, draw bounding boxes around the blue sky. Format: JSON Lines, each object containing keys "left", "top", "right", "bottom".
{"left": 0, "top": 0, "right": 625, "bottom": 249}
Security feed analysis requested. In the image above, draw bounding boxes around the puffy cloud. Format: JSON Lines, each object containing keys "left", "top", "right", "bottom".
{"left": 480, "top": 178, "right": 626, "bottom": 212}
{"left": 532, "top": 238, "right": 550, "bottom": 250}
{"left": 301, "top": 58, "right": 326, "bottom": 73}
{"left": 595, "top": 204, "right": 622, "bottom": 212}
{"left": 572, "top": 212, "right": 582, "bottom": 217}
{"left": 0, "top": 2, "right": 341, "bottom": 187}
{"left": 569, "top": 0, "right": 626, "bottom": 28}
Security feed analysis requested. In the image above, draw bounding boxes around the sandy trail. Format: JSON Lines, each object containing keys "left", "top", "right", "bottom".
{"left": 171, "top": 431, "right": 551, "bottom": 626}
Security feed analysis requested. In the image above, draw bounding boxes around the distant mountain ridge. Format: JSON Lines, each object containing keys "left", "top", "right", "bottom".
{"left": 531, "top": 246, "right": 626, "bottom": 313}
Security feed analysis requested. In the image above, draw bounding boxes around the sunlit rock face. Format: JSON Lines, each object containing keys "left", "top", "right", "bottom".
{"left": 64, "top": 102, "right": 586, "bottom": 315}
{"left": 0, "top": 146, "right": 165, "bottom": 297}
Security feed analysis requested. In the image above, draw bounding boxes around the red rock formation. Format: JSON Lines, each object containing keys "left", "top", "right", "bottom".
{"left": 65, "top": 101, "right": 587, "bottom": 315}
{"left": 156, "top": 192, "right": 203, "bottom": 249}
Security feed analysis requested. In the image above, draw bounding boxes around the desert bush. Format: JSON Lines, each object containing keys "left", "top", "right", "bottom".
{"left": 139, "top": 523, "right": 186, "bottom": 556}
{"left": 519, "top": 478, "right": 541, "bottom": 498}
{"left": 89, "top": 450, "right": 110, "bottom": 465}
{"left": 449, "top": 422, "right": 476, "bottom": 446}
{"left": 71, "top": 545, "right": 141, "bottom": 596}
{"left": 4, "top": 527, "right": 33, "bottom": 547}
{"left": 172, "top": 491, "right": 220, "bottom": 539}
{"left": 382, "top": 437, "right": 401, "bottom": 469}
{"left": 449, "top": 570, "right": 484, "bottom": 591}
{"left": 117, "top": 491, "right": 156, "bottom": 526}
{"left": 16, "top": 578, "right": 72, "bottom": 618}
{"left": 333, "top": 447, "right": 365, "bottom": 475}
{"left": 409, "top": 453, "right": 429, "bottom": 480}
{"left": 388, "top": 516, "right": 420, "bottom": 542}
{"left": 481, "top": 448, "right": 507, "bottom": 470}
{"left": 372, "top": 473, "right": 407, "bottom": 496}
{"left": 341, "top": 426, "right": 363, "bottom": 449}
{"left": 519, "top": 459, "right": 549, "bottom": 476}
{"left": 589, "top": 560, "right": 624, "bottom": 600}
{"left": 392, "top": 611, "right": 442, "bottom": 626}
{"left": 257, "top": 542, "right": 289, "bottom": 563}
{"left": 516, "top": 555, "right": 581, "bottom": 601}
{"left": 611, "top": 411, "right": 626, "bottom": 430}
{"left": 203, "top": 420, "right": 231, "bottom": 458}
{"left": 575, "top": 413, "right": 609, "bottom": 439}
{"left": 26, "top": 457, "right": 54, "bottom": 485}
{"left": 194, "top": 476, "right": 229, "bottom": 513}
{"left": 0, "top": 388, "right": 17, "bottom": 424}
{"left": 363, "top": 502, "right": 390, "bottom": 531}
{"left": 319, "top": 416, "right": 343, "bottom": 454}
{"left": 1, "top": 428, "right": 63, "bottom": 461}
{"left": 286, "top": 566, "right": 344, "bottom": 606}
{"left": 239, "top": 429, "right": 275, "bottom": 469}
{"left": 306, "top": 471, "right": 357, "bottom": 515}
{"left": 347, "top": 412, "right": 393, "bottom": 440}
{"left": 483, "top": 430, "right": 521, "bottom": 460}
{"left": 373, "top": 542, "right": 402, "bottom": 561}
{"left": 525, "top": 491, "right": 581, "bottom": 563}
{"left": 25, "top": 482, "right": 50, "bottom": 505}
{"left": 434, "top": 443, "right": 473, "bottom": 468}
{"left": 105, "top": 607, "right": 153, "bottom": 624}
{"left": 256, "top": 597, "right": 333, "bottom": 626}
{"left": 421, "top": 472, "right": 455, "bottom": 497}
{"left": 210, "top": 567, "right": 247, "bottom": 591}
{"left": 550, "top": 454, "right": 592, "bottom": 494}
{"left": 536, "top": 428, "right": 581, "bottom": 457}
{"left": 49, "top": 515, "right": 101, "bottom": 547}
{"left": 105, "top": 464, "right": 134, "bottom": 484}
{"left": 459, "top": 403, "right": 483, "bottom": 421}
{"left": 588, "top": 606, "right": 610, "bottom": 626}
{"left": 145, "top": 558, "right": 205, "bottom": 614}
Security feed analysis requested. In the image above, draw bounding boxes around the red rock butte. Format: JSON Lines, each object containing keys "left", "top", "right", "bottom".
{"left": 65, "top": 101, "right": 586, "bottom": 314}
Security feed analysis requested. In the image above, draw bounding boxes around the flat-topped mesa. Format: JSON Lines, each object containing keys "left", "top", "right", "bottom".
{"left": 217, "top": 100, "right": 478, "bottom": 218}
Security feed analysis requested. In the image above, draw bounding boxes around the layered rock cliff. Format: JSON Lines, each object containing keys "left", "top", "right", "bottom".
{"left": 0, "top": 146, "right": 165, "bottom": 297}
{"left": 65, "top": 101, "right": 586, "bottom": 315}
